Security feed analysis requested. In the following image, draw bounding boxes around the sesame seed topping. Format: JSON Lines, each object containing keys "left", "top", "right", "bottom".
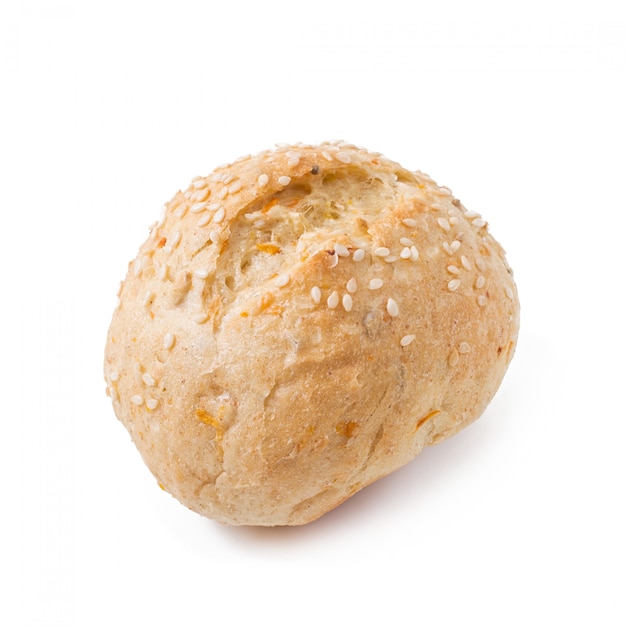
{"left": 410, "top": 246, "right": 419, "bottom": 261}
{"left": 450, "top": 240, "right": 461, "bottom": 253}
{"left": 158, "top": 264, "right": 168, "bottom": 280}
{"left": 346, "top": 277, "right": 357, "bottom": 293}
{"left": 439, "top": 186, "right": 452, "bottom": 196}
{"left": 278, "top": 175, "right": 291, "bottom": 186}
{"left": 174, "top": 204, "right": 188, "bottom": 219}
{"left": 437, "top": 217, "right": 451, "bottom": 232}
{"left": 194, "top": 312, "right": 209, "bottom": 324}
{"left": 353, "top": 249, "right": 365, "bottom": 262}
{"left": 228, "top": 180, "right": 242, "bottom": 194}
{"left": 217, "top": 187, "right": 228, "bottom": 200}
{"left": 334, "top": 243, "right": 350, "bottom": 257}
{"left": 447, "top": 279, "right": 461, "bottom": 291}
{"left": 448, "top": 349, "right": 460, "bottom": 366}
{"left": 461, "top": 255, "right": 472, "bottom": 270}
{"left": 171, "top": 231, "right": 181, "bottom": 247}
{"left": 473, "top": 218, "right": 486, "bottom": 228}
{"left": 274, "top": 273, "right": 290, "bottom": 287}
{"left": 213, "top": 207, "right": 225, "bottom": 223}
{"left": 400, "top": 334, "right": 416, "bottom": 347}
{"left": 447, "top": 265, "right": 460, "bottom": 274}
{"left": 402, "top": 218, "right": 418, "bottom": 228}
{"left": 142, "top": 373, "right": 155, "bottom": 386}
{"left": 442, "top": 242, "right": 453, "bottom": 255}
{"left": 133, "top": 259, "right": 142, "bottom": 277}
{"left": 192, "top": 179, "right": 207, "bottom": 189}
{"left": 191, "top": 202, "right": 207, "bottom": 213}
{"left": 477, "top": 294, "right": 487, "bottom": 306}
{"left": 400, "top": 237, "right": 414, "bottom": 246}
{"left": 131, "top": 395, "right": 144, "bottom": 406}
{"left": 110, "top": 370, "right": 119, "bottom": 382}
{"left": 322, "top": 150, "right": 333, "bottom": 161}
{"left": 287, "top": 156, "right": 300, "bottom": 167}
{"left": 142, "top": 291, "right": 153, "bottom": 307}
{"left": 194, "top": 269, "right": 210, "bottom": 279}
{"left": 476, "top": 257, "right": 487, "bottom": 272}
{"left": 458, "top": 342, "right": 471, "bottom": 354}
{"left": 383, "top": 255, "right": 399, "bottom": 263}
{"left": 386, "top": 298, "right": 399, "bottom": 317}
{"left": 342, "top": 294, "right": 353, "bottom": 311}
{"left": 191, "top": 187, "right": 210, "bottom": 202}
{"left": 327, "top": 291, "right": 339, "bottom": 309}
{"left": 311, "top": 285, "right": 321, "bottom": 304}
{"left": 449, "top": 216, "right": 459, "bottom": 225}
{"left": 257, "top": 173, "right": 269, "bottom": 186}
{"left": 335, "top": 151, "right": 352, "bottom": 164}
{"left": 163, "top": 333, "right": 175, "bottom": 350}
{"left": 505, "top": 286, "right": 514, "bottom": 299}
{"left": 146, "top": 398, "right": 159, "bottom": 410}
{"left": 209, "top": 230, "right": 220, "bottom": 244}
{"left": 368, "top": 278, "right": 384, "bottom": 290}
{"left": 374, "top": 247, "right": 390, "bottom": 257}
{"left": 197, "top": 213, "right": 212, "bottom": 227}
{"left": 476, "top": 275, "right": 486, "bottom": 289}
{"left": 400, "top": 247, "right": 411, "bottom": 259}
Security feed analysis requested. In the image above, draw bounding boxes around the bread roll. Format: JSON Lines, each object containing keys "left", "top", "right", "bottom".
{"left": 104, "top": 141, "right": 519, "bottom": 526}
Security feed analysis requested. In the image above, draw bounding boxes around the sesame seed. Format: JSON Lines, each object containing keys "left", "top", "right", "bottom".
{"left": 476, "top": 257, "right": 487, "bottom": 272}
{"left": 400, "top": 334, "right": 415, "bottom": 347}
{"left": 400, "top": 237, "right": 414, "bottom": 246}
{"left": 506, "top": 286, "right": 514, "bottom": 299}
{"left": 163, "top": 333, "right": 175, "bottom": 350}
{"left": 194, "top": 269, "right": 210, "bottom": 279}
{"left": 402, "top": 218, "right": 418, "bottom": 228}
{"left": 146, "top": 398, "right": 159, "bottom": 410}
{"left": 192, "top": 179, "right": 207, "bottom": 189}
{"left": 194, "top": 313, "right": 209, "bottom": 324}
{"left": 322, "top": 150, "right": 333, "bottom": 161}
{"left": 374, "top": 247, "right": 390, "bottom": 257}
{"left": 217, "top": 187, "right": 228, "bottom": 200}
{"left": 458, "top": 342, "right": 471, "bottom": 354}
{"left": 449, "top": 216, "right": 459, "bottom": 225}
{"left": 450, "top": 240, "right": 461, "bottom": 253}
{"left": 197, "top": 213, "right": 212, "bottom": 227}
{"left": 335, "top": 151, "right": 352, "bottom": 164}
{"left": 287, "top": 156, "right": 300, "bottom": 167}
{"left": 142, "top": 291, "right": 153, "bottom": 307}
{"left": 461, "top": 255, "right": 472, "bottom": 270}
{"left": 257, "top": 173, "right": 269, "bottom": 186}
{"left": 386, "top": 298, "right": 399, "bottom": 317}
{"left": 342, "top": 294, "right": 353, "bottom": 311}
{"left": 110, "top": 370, "right": 119, "bottom": 382}
{"left": 400, "top": 247, "right": 411, "bottom": 259}
{"left": 476, "top": 275, "right": 486, "bottom": 289}
{"left": 448, "top": 349, "right": 460, "bottom": 366}
{"left": 439, "top": 186, "right": 453, "bottom": 196}
{"left": 190, "top": 202, "right": 207, "bottom": 213}
{"left": 346, "top": 277, "right": 357, "bottom": 293}
{"left": 174, "top": 204, "right": 188, "bottom": 219}
{"left": 274, "top": 273, "right": 290, "bottom": 287}
{"left": 221, "top": 174, "right": 234, "bottom": 184}
{"left": 437, "top": 217, "right": 451, "bottom": 232}
{"left": 368, "top": 278, "right": 384, "bottom": 290}
{"left": 383, "top": 255, "right": 399, "bottom": 263}
{"left": 327, "top": 291, "right": 339, "bottom": 309}
{"left": 131, "top": 395, "right": 144, "bottom": 406}
{"left": 209, "top": 230, "right": 220, "bottom": 244}
{"left": 228, "top": 180, "right": 242, "bottom": 194}
{"left": 477, "top": 295, "right": 487, "bottom": 306}
{"left": 142, "top": 373, "right": 155, "bottom": 386}
{"left": 443, "top": 242, "right": 453, "bottom": 255}
{"left": 473, "top": 218, "right": 486, "bottom": 228}
{"left": 191, "top": 187, "right": 210, "bottom": 202}
{"left": 447, "top": 265, "right": 460, "bottom": 274}
{"left": 465, "top": 211, "right": 479, "bottom": 218}
{"left": 353, "top": 249, "right": 365, "bottom": 262}
{"left": 334, "top": 243, "right": 350, "bottom": 257}
{"left": 278, "top": 175, "right": 291, "bottom": 186}
{"left": 213, "top": 207, "right": 225, "bottom": 223}
{"left": 311, "top": 285, "right": 321, "bottom": 304}
{"left": 447, "top": 279, "right": 461, "bottom": 291}
{"left": 410, "top": 246, "right": 419, "bottom": 261}
{"left": 133, "top": 259, "right": 142, "bottom": 277}
{"left": 170, "top": 231, "right": 181, "bottom": 248}
{"left": 158, "top": 264, "right": 169, "bottom": 280}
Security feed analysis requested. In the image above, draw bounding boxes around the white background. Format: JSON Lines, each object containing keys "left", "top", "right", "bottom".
{"left": 1, "top": 1, "right": 625, "bottom": 624}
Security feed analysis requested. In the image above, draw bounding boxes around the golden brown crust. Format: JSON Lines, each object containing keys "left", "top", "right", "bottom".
{"left": 104, "top": 141, "right": 519, "bottom": 526}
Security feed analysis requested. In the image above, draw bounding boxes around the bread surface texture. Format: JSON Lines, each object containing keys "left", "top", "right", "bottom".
{"left": 104, "top": 141, "right": 519, "bottom": 526}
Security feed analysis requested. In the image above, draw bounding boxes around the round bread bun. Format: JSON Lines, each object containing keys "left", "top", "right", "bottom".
{"left": 104, "top": 141, "right": 519, "bottom": 526}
